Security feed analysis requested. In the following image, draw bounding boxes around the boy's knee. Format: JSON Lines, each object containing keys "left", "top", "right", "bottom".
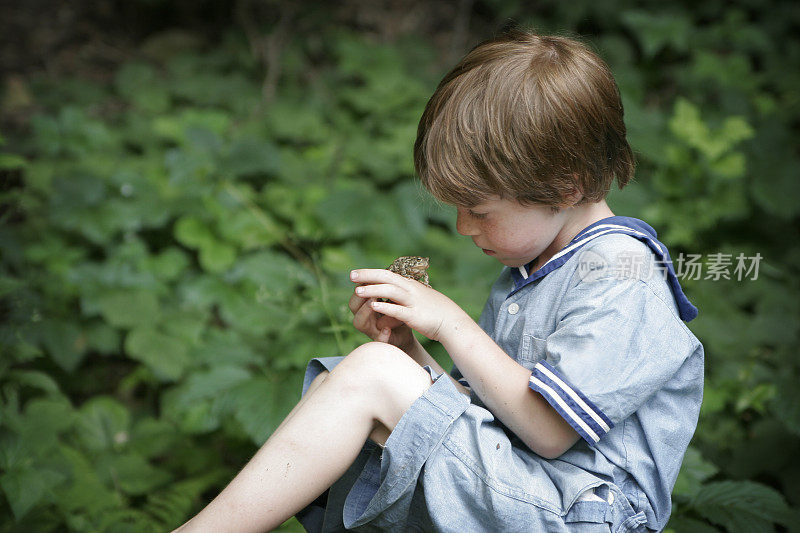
{"left": 335, "top": 342, "right": 433, "bottom": 404}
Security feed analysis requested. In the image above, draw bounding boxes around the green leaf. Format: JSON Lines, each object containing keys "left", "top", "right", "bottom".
{"left": 149, "top": 247, "right": 191, "bottom": 281}
{"left": 174, "top": 216, "right": 215, "bottom": 249}
{"left": 221, "top": 137, "right": 280, "bottom": 177}
{"left": 0, "top": 152, "right": 27, "bottom": 169}
{"left": 621, "top": 10, "right": 691, "bottom": 58}
{"left": 673, "top": 447, "right": 719, "bottom": 498}
{"left": 128, "top": 417, "right": 181, "bottom": 459}
{"left": 38, "top": 318, "right": 86, "bottom": 372}
{"left": 198, "top": 238, "right": 237, "bottom": 273}
{"left": 691, "top": 480, "right": 793, "bottom": 532}
{"left": 171, "top": 365, "right": 252, "bottom": 405}
{"left": 0, "top": 466, "right": 65, "bottom": 520}
{"left": 125, "top": 327, "right": 190, "bottom": 382}
{"left": 222, "top": 375, "right": 300, "bottom": 444}
{"left": 115, "top": 62, "right": 170, "bottom": 113}
{"left": 96, "top": 289, "right": 160, "bottom": 329}
{"left": 226, "top": 249, "right": 313, "bottom": 293}
{"left": 5, "top": 369, "right": 61, "bottom": 394}
{"left": 95, "top": 452, "right": 172, "bottom": 496}
{"left": 54, "top": 444, "right": 124, "bottom": 515}
{"left": 74, "top": 396, "right": 131, "bottom": 452}
{"left": 665, "top": 516, "right": 721, "bottom": 533}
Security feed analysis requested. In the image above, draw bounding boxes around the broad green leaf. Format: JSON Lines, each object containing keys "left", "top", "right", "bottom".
{"left": 128, "top": 417, "right": 181, "bottom": 459}
{"left": 5, "top": 369, "right": 60, "bottom": 395}
{"left": 149, "top": 247, "right": 191, "bottom": 281}
{"left": 621, "top": 10, "right": 691, "bottom": 58}
{"left": 115, "top": 62, "right": 170, "bottom": 113}
{"left": 54, "top": 445, "right": 124, "bottom": 515}
{"left": 673, "top": 447, "right": 719, "bottom": 498}
{"left": 0, "top": 152, "right": 27, "bottom": 169}
{"left": 221, "top": 375, "right": 301, "bottom": 445}
{"left": 96, "top": 289, "right": 160, "bottom": 329}
{"left": 174, "top": 216, "right": 214, "bottom": 249}
{"left": 221, "top": 137, "right": 280, "bottom": 177}
{"left": 691, "top": 480, "right": 793, "bottom": 532}
{"left": 0, "top": 466, "right": 65, "bottom": 520}
{"left": 95, "top": 452, "right": 171, "bottom": 496}
{"left": 198, "top": 238, "right": 237, "bottom": 273}
{"left": 37, "top": 318, "right": 86, "bottom": 372}
{"left": 125, "top": 327, "right": 190, "bottom": 382}
{"left": 170, "top": 365, "right": 252, "bottom": 405}
{"left": 74, "top": 396, "right": 131, "bottom": 452}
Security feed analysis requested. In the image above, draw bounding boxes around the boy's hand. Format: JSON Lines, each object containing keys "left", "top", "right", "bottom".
{"left": 349, "top": 269, "right": 471, "bottom": 343}
{"left": 348, "top": 282, "right": 415, "bottom": 349}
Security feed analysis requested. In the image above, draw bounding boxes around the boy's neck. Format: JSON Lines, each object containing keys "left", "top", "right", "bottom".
{"left": 532, "top": 200, "right": 616, "bottom": 272}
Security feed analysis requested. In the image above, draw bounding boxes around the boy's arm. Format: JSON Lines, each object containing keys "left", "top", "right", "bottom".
{"left": 402, "top": 335, "right": 471, "bottom": 397}
{"left": 352, "top": 268, "right": 579, "bottom": 458}
{"left": 439, "top": 317, "right": 580, "bottom": 459}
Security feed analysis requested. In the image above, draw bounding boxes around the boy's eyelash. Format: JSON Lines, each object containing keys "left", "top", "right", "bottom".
{"left": 469, "top": 210, "right": 488, "bottom": 219}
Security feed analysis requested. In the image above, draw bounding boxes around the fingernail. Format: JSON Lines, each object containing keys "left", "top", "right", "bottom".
{"left": 350, "top": 270, "right": 358, "bottom": 280}
{"left": 355, "top": 286, "right": 365, "bottom": 295}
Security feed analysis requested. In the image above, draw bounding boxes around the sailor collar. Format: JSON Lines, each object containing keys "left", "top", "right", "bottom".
{"left": 508, "top": 216, "right": 699, "bottom": 322}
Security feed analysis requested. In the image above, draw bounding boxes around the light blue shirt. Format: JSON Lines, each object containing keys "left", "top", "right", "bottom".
{"left": 450, "top": 216, "right": 704, "bottom": 530}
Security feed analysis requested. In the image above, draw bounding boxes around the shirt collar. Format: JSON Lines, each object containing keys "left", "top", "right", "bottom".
{"left": 508, "top": 216, "right": 698, "bottom": 322}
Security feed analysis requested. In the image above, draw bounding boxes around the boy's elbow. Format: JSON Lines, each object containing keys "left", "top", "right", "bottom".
{"left": 523, "top": 429, "right": 581, "bottom": 460}
{"left": 537, "top": 441, "right": 572, "bottom": 460}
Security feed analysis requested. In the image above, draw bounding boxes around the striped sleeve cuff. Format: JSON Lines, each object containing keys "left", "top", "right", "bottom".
{"left": 528, "top": 361, "right": 614, "bottom": 445}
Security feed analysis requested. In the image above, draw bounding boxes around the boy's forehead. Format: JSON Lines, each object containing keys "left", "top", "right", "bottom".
{"left": 454, "top": 194, "right": 505, "bottom": 209}
{"left": 457, "top": 196, "right": 526, "bottom": 211}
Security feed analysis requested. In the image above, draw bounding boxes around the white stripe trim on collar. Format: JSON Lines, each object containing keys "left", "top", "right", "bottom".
{"left": 517, "top": 266, "right": 529, "bottom": 279}
{"left": 532, "top": 226, "right": 661, "bottom": 274}
{"left": 578, "top": 224, "right": 665, "bottom": 255}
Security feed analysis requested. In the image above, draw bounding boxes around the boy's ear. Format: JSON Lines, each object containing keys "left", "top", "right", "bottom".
{"left": 566, "top": 185, "right": 584, "bottom": 207}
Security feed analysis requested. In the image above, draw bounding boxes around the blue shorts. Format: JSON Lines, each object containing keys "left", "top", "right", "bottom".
{"left": 295, "top": 356, "right": 650, "bottom": 532}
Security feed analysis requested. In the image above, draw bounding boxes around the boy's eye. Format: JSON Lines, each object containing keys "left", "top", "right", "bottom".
{"left": 469, "top": 210, "right": 488, "bottom": 219}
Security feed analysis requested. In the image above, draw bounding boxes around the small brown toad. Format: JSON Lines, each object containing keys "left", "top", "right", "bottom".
{"left": 386, "top": 256, "right": 430, "bottom": 287}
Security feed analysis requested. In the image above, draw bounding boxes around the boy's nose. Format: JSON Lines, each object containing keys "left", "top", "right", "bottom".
{"left": 455, "top": 208, "right": 479, "bottom": 236}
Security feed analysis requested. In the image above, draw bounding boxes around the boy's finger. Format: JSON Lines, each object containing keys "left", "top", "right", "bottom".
{"left": 355, "top": 283, "right": 409, "bottom": 305}
{"left": 348, "top": 290, "right": 367, "bottom": 314}
{"left": 352, "top": 297, "right": 376, "bottom": 330}
{"left": 376, "top": 314, "right": 404, "bottom": 331}
{"left": 377, "top": 328, "right": 391, "bottom": 343}
{"left": 350, "top": 269, "right": 408, "bottom": 286}
{"left": 370, "top": 300, "right": 407, "bottom": 322}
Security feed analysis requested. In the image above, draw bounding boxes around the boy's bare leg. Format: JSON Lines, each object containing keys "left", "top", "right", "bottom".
{"left": 269, "top": 370, "right": 329, "bottom": 437}
{"left": 172, "top": 342, "right": 433, "bottom": 533}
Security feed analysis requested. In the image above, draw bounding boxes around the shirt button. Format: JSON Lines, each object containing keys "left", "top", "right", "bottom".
{"left": 508, "top": 303, "right": 520, "bottom": 315}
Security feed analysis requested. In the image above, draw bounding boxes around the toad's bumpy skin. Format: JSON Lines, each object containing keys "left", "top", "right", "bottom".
{"left": 387, "top": 256, "right": 430, "bottom": 287}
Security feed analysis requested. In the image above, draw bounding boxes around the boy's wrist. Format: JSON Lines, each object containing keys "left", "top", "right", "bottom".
{"left": 399, "top": 334, "right": 423, "bottom": 358}
{"left": 439, "top": 312, "right": 482, "bottom": 354}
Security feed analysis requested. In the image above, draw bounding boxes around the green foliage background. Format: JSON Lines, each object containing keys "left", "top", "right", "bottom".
{"left": 1, "top": 1, "right": 799, "bottom": 531}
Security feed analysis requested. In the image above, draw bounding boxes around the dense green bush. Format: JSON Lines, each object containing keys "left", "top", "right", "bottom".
{"left": 1, "top": 1, "right": 798, "bottom": 531}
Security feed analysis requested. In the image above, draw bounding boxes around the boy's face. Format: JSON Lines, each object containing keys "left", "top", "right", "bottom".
{"left": 455, "top": 196, "right": 570, "bottom": 268}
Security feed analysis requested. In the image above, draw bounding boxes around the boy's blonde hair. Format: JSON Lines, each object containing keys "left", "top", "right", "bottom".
{"left": 414, "top": 27, "right": 635, "bottom": 211}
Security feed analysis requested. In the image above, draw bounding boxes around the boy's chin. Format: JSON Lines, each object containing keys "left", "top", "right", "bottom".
{"left": 496, "top": 257, "right": 530, "bottom": 268}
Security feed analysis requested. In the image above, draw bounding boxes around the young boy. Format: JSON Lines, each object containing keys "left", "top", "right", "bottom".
{"left": 174, "top": 28, "right": 703, "bottom": 533}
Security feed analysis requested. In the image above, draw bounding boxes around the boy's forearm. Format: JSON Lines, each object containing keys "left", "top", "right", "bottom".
{"left": 439, "top": 316, "right": 580, "bottom": 459}
{"left": 403, "top": 336, "right": 471, "bottom": 397}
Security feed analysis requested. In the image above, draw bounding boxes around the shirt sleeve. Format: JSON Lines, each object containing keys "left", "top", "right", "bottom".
{"left": 527, "top": 275, "right": 693, "bottom": 446}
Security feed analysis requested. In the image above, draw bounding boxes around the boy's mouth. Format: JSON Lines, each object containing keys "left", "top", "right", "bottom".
{"left": 482, "top": 248, "right": 496, "bottom": 256}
